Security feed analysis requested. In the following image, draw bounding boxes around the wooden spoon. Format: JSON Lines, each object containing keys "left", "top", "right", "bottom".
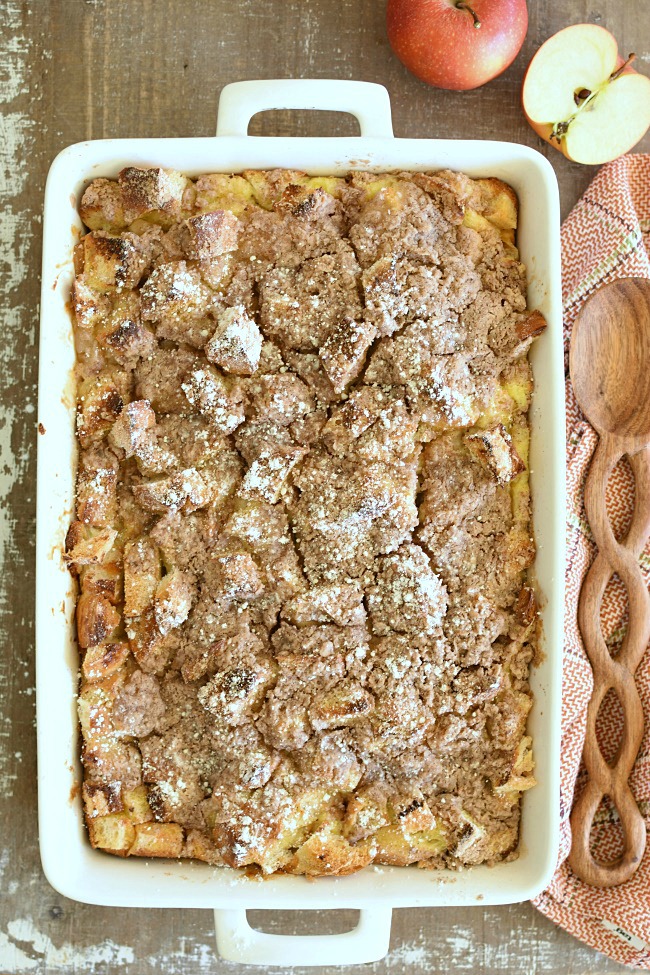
{"left": 568, "top": 277, "right": 650, "bottom": 887}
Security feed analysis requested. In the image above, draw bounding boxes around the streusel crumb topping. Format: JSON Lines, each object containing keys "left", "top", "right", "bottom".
{"left": 69, "top": 167, "right": 543, "bottom": 874}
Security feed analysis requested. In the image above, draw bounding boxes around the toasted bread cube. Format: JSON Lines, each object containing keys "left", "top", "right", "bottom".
{"left": 97, "top": 309, "right": 156, "bottom": 370}
{"left": 209, "top": 550, "right": 263, "bottom": 600}
{"left": 408, "top": 169, "right": 475, "bottom": 223}
{"left": 77, "top": 373, "right": 128, "bottom": 448}
{"left": 243, "top": 169, "right": 309, "bottom": 210}
{"left": 212, "top": 783, "right": 330, "bottom": 870}
{"left": 118, "top": 167, "right": 188, "bottom": 224}
{"left": 109, "top": 400, "right": 156, "bottom": 457}
{"left": 87, "top": 813, "right": 135, "bottom": 855}
{"left": 205, "top": 305, "right": 262, "bottom": 376}
{"left": 72, "top": 276, "right": 112, "bottom": 328}
{"left": 309, "top": 681, "right": 375, "bottom": 731}
{"left": 76, "top": 592, "right": 121, "bottom": 648}
{"left": 275, "top": 184, "right": 330, "bottom": 218}
{"left": 504, "top": 527, "right": 536, "bottom": 575}
{"left": 140, "top": 260, "right": 213, "bottom": 323}
{"left": 493, "top": 736, "right": 536, "bottom": 795}
{"left": 132, "top": 468, "right": 214, "bottom": 515}
{"left": 181, "top": 210, "right": 240, "bottom": 261}
{"left": 81, "top": 732, "right": 142, "bottom": 792}
{"left": 82, "top": 781, "right": 123, "bottom": 819}
{"left": 80, "top": 562, "right": 123, "bottom": 605}
{"left": 374, "top": 824, "right": 447, "bottom": 866}
{"left": 391, "top": 795, "right": 436, "bottom": 834}
{"left": 76, "top": 465, "right": 118, "bottom": 527}
{"left": 82, "top": 641, "right": 130, "bottom": 682}
{"left": 501, "top": 361, "right": 534, "bottom": 415}
{"left": 127, "top": 425, "right": 178, "bottom": 478}
{"left": 239, "top": 446, "right": 306, "bottom": 504}
{"left": 464, "top": 424, "right": 525, "bottom": 484}
{"left": 343, "top": 792, "right": 389, "bottom": 843}
{"left": 306, "top": 176, "right": 345, "bottom": 198}
{"left": 368, "top": 544, "right": 447, "bottom": 637}
{"left": 487, "top": 688, "right": 533, "bottom": 751}
{"left": 184, "top": 829, "right": 224, "bottom": 865}
{"left": 322, "top": 387, "right": 416, "bottom": 461}
{"left": 123, "top": 785, "right": 154, "bottom": 823}
{"left": 79, "top": 177, "right": 127, "bottom": 233}
{"left": 125, "top": 608, "right": 173, "bottom": 673}
{"left": 129, "top": 822, "right": 184, "bottom": 858}
{"left": 514, "top": 585, "right": 538, "bottom": 627}
{"left": 198, "top": 659, "right": 275, "bottom": 725}
{"left": 153, "top": 568, "right": 195, "bottom": 635}
{"left": 451, "top": 810, "right": 518, "bottom": 864}
{"left": 489, "top": 309, "right": 547, "bottom": 360}
{"left": 516, "top": 309, "right": 547, "bottom": 341}
{"left": 191, "top": 455, "right": 242, "bottom": 512}
{"left": 65, "top": 523, "right": 117, "bottom": 567}
{"left": 194, "top": 173, "right": 256, "bottom": 216}
{"left": 291, "top": 824, "right": 374, "bottom": 877}
{"left": 123, "top": 537, "right": 161, "bottom": 617}
{"left": 451, "top": 812, "right": 488, "bottom": 858}
{"left": 73, "top": 239, "right": 85, "bottom": 275}
{"left": 463, "top": 208, "right": 499, "bottom": 239}
{"left": 319, "top": 318, "right": 376, "bottom": 394}
{"left": 248, "top": 374, "right": 314, "bottom": 426}
{"left": 181, "top": 367, "right": 245, "bottom": 434}
{"left": 82, "top": 232, "right": 148, "bottom": 292}
{"left": 348, "top": 172, "right": 398, "bottom": 201}
{"left": 78, "top": 679, "right": 118, "bottom": 740}
{"left": 475, "top": 177, "right": 518, "bottom": 231}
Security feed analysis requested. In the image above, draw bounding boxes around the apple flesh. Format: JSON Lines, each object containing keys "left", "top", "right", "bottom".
{"left": 387, "top": 0, "right": 528, "bottom": 91}
{"left": 523, "top": 24, "right": 650, "bottom": 164}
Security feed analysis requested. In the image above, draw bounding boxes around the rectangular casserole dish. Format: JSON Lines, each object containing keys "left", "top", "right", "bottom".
{"left": 36, "top": 79, "right": 565, "bottom": 967}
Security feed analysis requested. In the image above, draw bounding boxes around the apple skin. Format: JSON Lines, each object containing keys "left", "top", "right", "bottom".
{"left": 522, "top": 45, "right": 637, "bottom": 162}
{"left": 387, "top": 0, "right": 529, "bottom": 91}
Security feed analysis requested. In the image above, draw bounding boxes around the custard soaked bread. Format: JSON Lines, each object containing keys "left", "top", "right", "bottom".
{"left": 68, "top": 166, "right": 544, "bottom": 874}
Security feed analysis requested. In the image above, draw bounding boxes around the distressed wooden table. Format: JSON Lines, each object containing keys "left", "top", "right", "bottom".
{"left": 2, "top": 0, "right": 649, "bottom": 971}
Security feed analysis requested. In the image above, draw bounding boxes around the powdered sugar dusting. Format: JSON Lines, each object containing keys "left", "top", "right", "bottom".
{"left": 70, "top": 164, "right": 539, "bottom": 879}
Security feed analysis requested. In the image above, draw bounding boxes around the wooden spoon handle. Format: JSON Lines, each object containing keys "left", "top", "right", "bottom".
{"left": 569, "top": 439, "right": 650, "bottom": 887}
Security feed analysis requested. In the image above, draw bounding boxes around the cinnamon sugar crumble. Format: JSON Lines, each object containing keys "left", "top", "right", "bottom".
{"left": 70, "top": 167, "right": 544, "bottom": 874}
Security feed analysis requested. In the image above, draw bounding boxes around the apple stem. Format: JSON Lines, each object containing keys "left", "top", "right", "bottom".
{"left": 610, "top": 53, "right": 636, "bottom": 81}
{"left": 455, "top": 1, "right": 481, "bottom": 28}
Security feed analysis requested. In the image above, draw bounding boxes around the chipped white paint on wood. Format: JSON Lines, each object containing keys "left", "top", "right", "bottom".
{"left": 2, "top": 919, "right": 135, "bottom": 972}
{"left": 0, "top": 0, "right": 36, "bottom": 804}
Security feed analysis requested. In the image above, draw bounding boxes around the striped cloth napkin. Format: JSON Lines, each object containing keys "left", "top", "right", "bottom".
{"left": 533, "top": 154, "right": 650, "bottom": 968}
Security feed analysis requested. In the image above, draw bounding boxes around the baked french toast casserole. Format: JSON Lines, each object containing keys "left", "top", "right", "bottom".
{"left": 66, "top": 165, "right": 545, "bottom": 877}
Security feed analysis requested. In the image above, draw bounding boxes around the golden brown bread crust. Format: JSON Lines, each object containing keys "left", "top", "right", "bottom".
{"left": 69, "top": 167, "right": 543, "bottom": 875}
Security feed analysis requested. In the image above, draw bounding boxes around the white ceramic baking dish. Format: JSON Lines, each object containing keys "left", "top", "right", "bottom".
{"left": 36, "top": 79, "right": 565, "bottom": 967}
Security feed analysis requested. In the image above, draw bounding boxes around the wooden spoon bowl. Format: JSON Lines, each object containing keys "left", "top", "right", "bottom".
{"left": 571, "top": 278, "right": 650, "bottom": 444}
{"left": 568, "top": 277, "right": 650, "bottom": 888}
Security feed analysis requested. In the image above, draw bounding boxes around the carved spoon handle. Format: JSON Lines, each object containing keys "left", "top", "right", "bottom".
{"left": 569, "top": 440, "right": 650, "bottom": 887}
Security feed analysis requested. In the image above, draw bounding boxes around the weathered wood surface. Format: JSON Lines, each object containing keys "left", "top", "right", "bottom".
{"left": 1, "top": 0, "right": 648, "bottom": 971}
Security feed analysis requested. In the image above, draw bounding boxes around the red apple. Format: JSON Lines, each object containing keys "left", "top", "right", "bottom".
{"left": 522, "top": 25, "right": 650, "bottom": 164}
{"left": 387, "top": 0, "right": 528, "bottom": 91}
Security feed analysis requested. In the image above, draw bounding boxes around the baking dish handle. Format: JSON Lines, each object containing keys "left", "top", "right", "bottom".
{"left": 213, "top": 907, "right": 392, "bottom": 966}
{"left": 216, "top": 79, "right": 394, "bottom": 138}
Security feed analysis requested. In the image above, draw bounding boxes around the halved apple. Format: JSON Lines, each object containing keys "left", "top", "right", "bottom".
{"left": 523, "top": 24, "right": 650, "bottom": 164}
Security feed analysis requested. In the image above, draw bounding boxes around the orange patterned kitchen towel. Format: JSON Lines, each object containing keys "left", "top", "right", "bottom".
{"left": 533, "top": 153, "right": 650, "bottom": 969}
